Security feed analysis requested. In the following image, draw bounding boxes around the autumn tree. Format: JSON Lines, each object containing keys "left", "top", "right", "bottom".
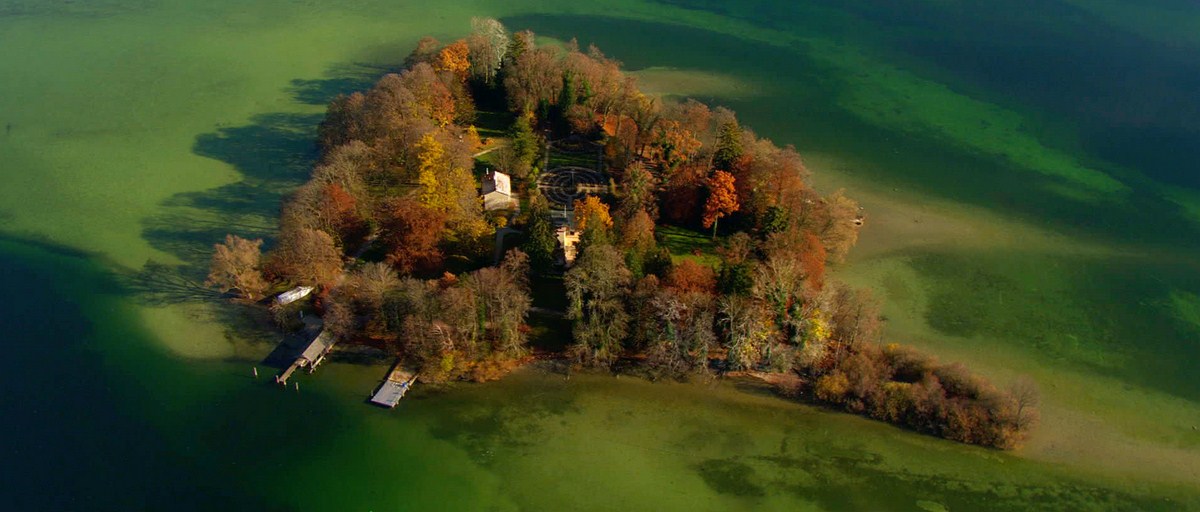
{"left": 406, "top": 36, "right": 442, "bottom": 68}
{"left": 462, "top": 249, "right": 533, "bottom": 357}
{"left": 828, "top": 284, "right": 881, "bottom": 347}
{"left": 206, "top": 235, "right": 270, "bottom": 300}
{"left": 434, "top": 40, "right": 471, "bottom": 78}
{"left": 820, "top": 190, "right": 862, "bottom": 263}
{"left": 311, "top": 141, "right": 372, "bottom": 206}
{"left": 702, "top": 170, "right": 739, "bottom": 239}
{"left": 381, "top": 197, "right": 447, "bottom": 274}
{"left": 664, "top": 260, "right": 717, "bottom": 295}
{"left": 566, "top": 244, "right": 632, "bottom": 368}
{"left": 643, "top": 287, "right": 716, "bottom": 379}
{"left": 752, "top": 254, "right": 814, "bottom": 346}
{"left": 349, "top": 262, "right": 399, "bottom": 308}
{"left": 762, "top": 228, "right": 827, "bottom": 290}
{"left": 573, "top": 196, "right": 613, "bottom": 232}
{"left": 412, "top": 132, "right": 480, "bottom": 233}
{"left": 322, "top": 296, "right": 357, "bottom": 339}
{"left": 661, "top": 164, "right": 707, "bottom": 224}
{"left": 319, "top": 92, "right": 369, "bottom": 151}
{"left": 719, "top": 296, "right": 775, "bottom": 370}
{"left": 618, "top": 209, "right": 656, "bottom": 253}
{"left": 416, "top": 132, "right": 453, "bottom": 209}
{"left": 503, "top": 32, "right": 564, "bottom": 113}
{"left": 269, "top": 228, "right": 344, "bottom": 286}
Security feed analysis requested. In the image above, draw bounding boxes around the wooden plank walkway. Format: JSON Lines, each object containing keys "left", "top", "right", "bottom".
{"left": 370, "top": 360, "right": 418, "bottom": 408}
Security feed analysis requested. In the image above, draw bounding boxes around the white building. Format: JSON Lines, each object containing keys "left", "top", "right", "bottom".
{"left": 482, "top": 169, "right": 517, "bottom": 211}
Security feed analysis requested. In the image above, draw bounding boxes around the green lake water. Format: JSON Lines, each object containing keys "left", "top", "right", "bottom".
{"left": 1, "top": 1, "right": 1199, "bottom": 510}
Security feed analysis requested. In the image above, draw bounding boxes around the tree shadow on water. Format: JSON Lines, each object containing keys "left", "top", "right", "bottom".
{"left": 129, "top": 112, "right": 321, "bottom": 307}
{"left": 126, "top": 64, "right": 397, "bottom": 355}
{"left": 287, "top": 62, "right": 394, "bottom": 106}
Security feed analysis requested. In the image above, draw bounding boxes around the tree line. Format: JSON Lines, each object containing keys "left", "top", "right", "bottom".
{"left": 206, "top": 18, "right": 1038, "bottom": 449}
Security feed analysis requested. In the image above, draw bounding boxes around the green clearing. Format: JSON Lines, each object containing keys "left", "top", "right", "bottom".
{"left": 658, "top": 224, "right": 720, "bottom": 266}
{"left": 474, "top": 109, "right": 515, "bottom": 139}
{"left": 546, "top": 146, "right": 601, "bottom": 170}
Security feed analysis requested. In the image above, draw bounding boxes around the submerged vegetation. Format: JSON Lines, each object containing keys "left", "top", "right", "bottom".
{"left": 209, "top": 18, "right": 1038, "bottom": 449}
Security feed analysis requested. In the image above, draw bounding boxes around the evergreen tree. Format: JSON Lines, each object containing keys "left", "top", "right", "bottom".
{"left": 558, "top": 71, "right": 577, "bottom": 107}
{"left": 713, "top": 120, "right": 743, "bottom": 172}
{"left": 509, "top": 112, "right": 539, "bottom": 176}
{"left": 522, "top": 192, "right": 557, "bottom": 273}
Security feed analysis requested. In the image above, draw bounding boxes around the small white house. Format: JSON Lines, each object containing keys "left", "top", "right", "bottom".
{"left": 275, "top": 285, "right": 314, "bottom": 306}
{"left": 482, "top": 169, "right": 517, "bottom": 211}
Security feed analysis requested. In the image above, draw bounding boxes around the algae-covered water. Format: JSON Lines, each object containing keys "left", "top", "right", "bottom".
{"left": 1, "top": 1, "right": 1198, "bottom": 510}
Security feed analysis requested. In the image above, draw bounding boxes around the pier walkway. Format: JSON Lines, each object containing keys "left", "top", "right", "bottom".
{"left": 370, "top": 360, "right": 418, "bottom": 408}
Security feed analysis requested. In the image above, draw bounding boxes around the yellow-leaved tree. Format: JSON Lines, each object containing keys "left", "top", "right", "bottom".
{"left": 416, "top": 133, "right": 452, "bottom": 211}
{"left": 573, "top": 195, "right": 613, "bottom": 232}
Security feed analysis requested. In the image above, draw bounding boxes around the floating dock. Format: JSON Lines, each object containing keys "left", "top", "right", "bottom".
{"left": 370, "top": 361, "right": 418, "bottom": 408}
{"left": 276, "top": 328, "right": 335, "bottom": 385}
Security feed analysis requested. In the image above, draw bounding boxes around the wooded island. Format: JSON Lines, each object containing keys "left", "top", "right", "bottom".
{"left": 207, "top": 19, "right": 1038, "bottom": 449}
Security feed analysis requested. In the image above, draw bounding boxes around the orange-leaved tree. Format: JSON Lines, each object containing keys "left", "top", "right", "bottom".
{"left": 665, "top": 259, "right": 717, "bottom": 295}
{"left": 435, "top": 40, "right": 471, "bottom": 78}
{"left": 703, "top": 170, "right": 739, "bottom": 240}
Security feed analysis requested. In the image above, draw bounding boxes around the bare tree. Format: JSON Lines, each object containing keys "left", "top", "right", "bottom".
{"left": 350, "top": 262, "right": 399, "bottom": 308}
{"left": 206, "top": 234, "right": 269, "bottom": 300}
{"left": 323, "top": 297, "right": 357, "bottom": 339}
{"left": 718, "top": 295, "right": 774, "bottom": 370}
{"left": 1009, "top": 375, "right": 1041, "bottom": 431}
{"left": 819, "top": 189, "right": 861, "bottom": 263}
{"left": 468, "top": 17, "right": 509, "bottom": 83}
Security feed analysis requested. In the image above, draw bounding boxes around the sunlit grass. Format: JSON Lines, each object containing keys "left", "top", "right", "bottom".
{"left": 658, "top": 224, "right": 720, "bottom": 266}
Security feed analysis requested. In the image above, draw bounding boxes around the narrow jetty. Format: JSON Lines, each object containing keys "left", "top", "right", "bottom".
{"left": 276, "top": 328, "right": 336, "bottom": 385}
{"left": 370, "top": 360, "right": 418, "bottom": 408}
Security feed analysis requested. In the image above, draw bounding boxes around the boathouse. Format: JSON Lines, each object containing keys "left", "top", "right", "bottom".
{"left": 276, "top": 328, "right": 336, "bottom": 385}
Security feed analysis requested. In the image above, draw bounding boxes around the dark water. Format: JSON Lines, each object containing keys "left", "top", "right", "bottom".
{"left": 0, "top": 236, "right": 1189, "bottom": 510}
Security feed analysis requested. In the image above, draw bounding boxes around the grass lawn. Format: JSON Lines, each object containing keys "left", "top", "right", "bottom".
{"left": 658, "top": 224, "right": 721, "bottom": 266}
{"left": 547, "top": 149, "right": 600, "bottom": 170}
{"left": 474, "top": 110, "right": 514, "bottom": 139}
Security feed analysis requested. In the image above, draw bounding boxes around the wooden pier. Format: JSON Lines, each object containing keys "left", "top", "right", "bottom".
{"left": 276, "top": 328, "right": 336, "bottom": 385}
{"left": 370, "top": 360, "right": 418, "bottom": 408}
